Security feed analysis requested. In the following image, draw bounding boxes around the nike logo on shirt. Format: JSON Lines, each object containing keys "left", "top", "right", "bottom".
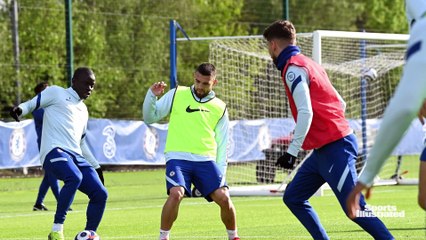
{"left": 186, "top": 105, "right": 210, "bottom": 113}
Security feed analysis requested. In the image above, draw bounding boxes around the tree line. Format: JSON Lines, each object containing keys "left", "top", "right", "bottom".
{"left": 0, "top": 0, "right": 406, "bottom": 120}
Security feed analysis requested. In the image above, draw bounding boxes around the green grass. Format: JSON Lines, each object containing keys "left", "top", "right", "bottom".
{"left": 225, "top": 155, "right": 421, "bottom": 186}
{"left": 0, "top": 170, "right": 425, "bottom": 239}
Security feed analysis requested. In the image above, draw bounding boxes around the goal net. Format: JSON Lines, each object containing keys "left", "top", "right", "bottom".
{"left": 208, "top": 31, "right": 414, "bottom": 195}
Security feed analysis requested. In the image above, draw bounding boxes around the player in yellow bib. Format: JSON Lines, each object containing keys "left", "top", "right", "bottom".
{"left": 143, "top": 63, "right": 240, "bottom": 240}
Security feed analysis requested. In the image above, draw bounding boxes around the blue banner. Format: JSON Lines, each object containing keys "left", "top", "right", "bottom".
{"left": 0, "top": 118, "right": 424, "bottom": 169}
{"left": 85, "top": 119, "right": 168, "bottom": 165}
{"left": 0, "top": 120, "right": 40, "bottom": 169}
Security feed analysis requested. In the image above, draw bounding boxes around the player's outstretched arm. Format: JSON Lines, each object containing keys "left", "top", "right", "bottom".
{"left": 12, "top": 86, "right": 57, "bottom": 121}
{"left": 142, "top": 82, "right": 175, "bottom": 124}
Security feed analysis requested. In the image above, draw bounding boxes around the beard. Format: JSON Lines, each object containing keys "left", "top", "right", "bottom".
{"left": 195, "top": 89, "right": 208, "bottom": 99}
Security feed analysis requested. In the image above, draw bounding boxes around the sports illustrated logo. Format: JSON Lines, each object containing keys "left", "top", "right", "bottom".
{"left": 186, "top": 105, "right": 210, "bottom": 113}
{"left": 356, "top": 205, "right": 405, "bottom": 218}
{"left": 9, "top": 128, "right": 27, "bottom": 162}
{"left": 102, "top": 126, "right": 116, "bottom": 159}
{"left": 169, "top": 171, "right": 175, "bottom": 177}
{"left": 144, "top": 127, "right": 159, "bottom": 159}
{"left": 286, "top": 71, "right": 296, "bottom": 82}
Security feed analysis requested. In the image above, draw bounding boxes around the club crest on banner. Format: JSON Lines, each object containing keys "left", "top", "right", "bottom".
{"left": 102, "top": 125, "right": 116, "bottom": 159}
{"left": 258, "top": 125, "right": 271, "bottom": 150}
{"left": 9, "top": 128, "right": 26, "bottom": 162}
{"left": 144, "top": 127, "right": 159, "bottom": 159}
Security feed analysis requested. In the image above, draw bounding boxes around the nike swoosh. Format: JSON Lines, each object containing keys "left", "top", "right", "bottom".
{"left": 186, "top": 105, "right": 210, "bottom": 113}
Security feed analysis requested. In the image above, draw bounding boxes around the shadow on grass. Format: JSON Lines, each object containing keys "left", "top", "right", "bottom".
{"left": 328, "top": 227, "right": 426, "bottom": 233}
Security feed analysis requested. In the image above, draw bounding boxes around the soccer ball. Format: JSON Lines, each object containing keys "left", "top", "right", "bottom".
{"left": 74, "top": 230, "right": 100, "bottom": 240}
{"left": 362, "top": 68, "right": 378, "bottom": 81}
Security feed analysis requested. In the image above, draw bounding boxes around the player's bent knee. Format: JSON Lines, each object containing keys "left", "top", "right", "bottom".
{"left": 283, "top": 191, "right": 293, "bottom": 206}
{"left": 168, "top": 187, "right": 185, "bottom": 202}
{"left": 98, "top": 187, "right": 108, "bottom": 201}
{"left": 216, "top": 197, "right": 232, "bottom": 209}
{"left": 88, "top": 186, "right": 108, "bottom": 202}
{"left": 212, "top": 191, "right": 232, "bottom": 208}
{"left": 64, "top": 172, "right": 83, "bottom": 188}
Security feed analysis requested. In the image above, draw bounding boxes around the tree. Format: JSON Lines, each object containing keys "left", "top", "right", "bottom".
{"left": 0, "top": 0, "right": 409, "bottom": 120}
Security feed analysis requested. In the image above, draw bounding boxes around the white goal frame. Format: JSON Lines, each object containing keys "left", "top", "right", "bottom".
{"left": 171, "top": 25, "right": 416, "bottom": 196}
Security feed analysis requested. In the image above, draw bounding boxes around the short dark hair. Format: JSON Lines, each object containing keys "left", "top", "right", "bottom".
{"left": 196, "top": 62, "right": 216, "bottom": 76}
{"left": 72, "top": 67, "right": 95, "bottom": 82}
{"left": 263, "top": 20, "right": 296, "bottom": 44}
{"left": 34, "top": 82, "right": 48, "bottom": 94}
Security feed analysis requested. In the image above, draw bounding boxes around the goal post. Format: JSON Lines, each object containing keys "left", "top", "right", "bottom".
{"left": 208, "top": 30, "right": 417, "bottom": 195}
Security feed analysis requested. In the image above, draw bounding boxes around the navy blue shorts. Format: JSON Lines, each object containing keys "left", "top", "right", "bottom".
{"left": 165, "top": 159, "right": 227, "bottom": 202}
{"left": 421, "top": 147, "right": 426, "bottom": 161}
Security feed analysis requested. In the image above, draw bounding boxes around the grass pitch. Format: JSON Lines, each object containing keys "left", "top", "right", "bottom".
{"left": 0, "top": 169, "right": 425, "bottom": 239}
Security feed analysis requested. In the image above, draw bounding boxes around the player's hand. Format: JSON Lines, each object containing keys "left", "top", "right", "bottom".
{"left": 9, "top": 106, "right": 22, "bottom": 122}
{"left": 417, "top": 99, "right": 426, "bottom": 125}
{"left": 346, "top": 182, "right": 372, "bottom": 219}
{"left": 276, "top": 152, "right": 297, "bottom": 169}
{"left": 150, "top": 81, "right": 167, "bottom": 96}
{"left": 95, "top": 167, "right": 105, "bottom": 185}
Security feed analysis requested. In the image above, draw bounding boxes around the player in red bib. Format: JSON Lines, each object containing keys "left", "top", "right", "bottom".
{"left": 263, "top": 20, "right": 393, "bottom": 239}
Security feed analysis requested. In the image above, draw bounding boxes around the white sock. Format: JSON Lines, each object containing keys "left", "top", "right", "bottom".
{"left": 52, "top": 223, "right": 63, "bottom": 232}
{"left": 227, "top": 229, "right": 238, "bottom": 239}
{"left": 159, "top": 229, "right": 170, "bottom": 240}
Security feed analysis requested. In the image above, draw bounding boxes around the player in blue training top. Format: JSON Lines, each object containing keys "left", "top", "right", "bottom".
{"left": 10, "top": 67, "right": 107, "bottom": 240}
{"left": 143, "top": 63, "right": 240, "bottom": 240}
{"left": 263, "top": 20, "right": 394, "bottom": 239}
{"left": 31, "top": 81, "right": 61, "bottom": 211}
{"left": 347, "top": 0, "right": 426, "bottom": 217}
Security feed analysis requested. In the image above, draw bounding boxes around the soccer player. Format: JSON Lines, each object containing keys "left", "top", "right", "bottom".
{"left": 346, "top": 0, "right": 426, "bottom": 217}
{"left": 31, "top": 81, "right": 61, "bottom": 211}
{"left": 263, "top": 20, "right": 394, "bottom": 239}
{"left": 143, "top": 63, "right": 240, "bottom": 240}
{"left": 10, "top": 67, "right": 107, "bottom": 240}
